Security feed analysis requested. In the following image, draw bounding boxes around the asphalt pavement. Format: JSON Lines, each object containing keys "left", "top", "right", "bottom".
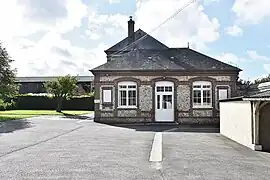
{"left": 0, "top": 116, "right": 270, "bottom": 180}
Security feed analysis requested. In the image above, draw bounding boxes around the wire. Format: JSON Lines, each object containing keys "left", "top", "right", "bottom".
{"left": 109, "top": 0, "right": 197, "bottom": 57}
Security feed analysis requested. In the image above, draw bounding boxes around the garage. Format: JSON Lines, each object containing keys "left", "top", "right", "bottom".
{"left": 220, "top": 90, "right": 270, "bottom": 152}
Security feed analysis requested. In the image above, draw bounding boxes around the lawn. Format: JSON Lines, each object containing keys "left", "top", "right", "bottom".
{"left": 0, "top": 110, "right": 92, "bottom": 121}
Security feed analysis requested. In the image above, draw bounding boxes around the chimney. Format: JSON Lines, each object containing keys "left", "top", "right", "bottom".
{"left": 128, "top": 16, "right": 135, "bottom": 43}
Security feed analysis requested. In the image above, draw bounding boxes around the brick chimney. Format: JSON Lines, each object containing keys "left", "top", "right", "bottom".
{"left": 128, "top": 16, "right": 135, "bottom": 43}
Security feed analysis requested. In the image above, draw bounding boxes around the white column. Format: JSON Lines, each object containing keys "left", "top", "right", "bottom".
{"left": 253, "top": 101, "right": 262, "bottom": 150}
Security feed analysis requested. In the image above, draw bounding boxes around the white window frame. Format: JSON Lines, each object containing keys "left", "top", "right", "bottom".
{"left": 193, "top": 81, "right": 212, "bottom": 108}
{"left": 118, "top": 81, "right": 137, "bottom": 108}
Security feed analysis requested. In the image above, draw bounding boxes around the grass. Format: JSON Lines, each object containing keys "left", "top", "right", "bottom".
{"left": 0, "top": 110, "right": 92, "bottom": 121}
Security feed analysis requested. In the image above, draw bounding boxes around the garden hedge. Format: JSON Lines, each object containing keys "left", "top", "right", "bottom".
{"left": 11, "top": 95, "right": 94, "bottom": 110}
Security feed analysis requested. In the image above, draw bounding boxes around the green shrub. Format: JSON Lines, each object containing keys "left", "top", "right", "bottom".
{"left": 11, "top": 94, "right": 94, "bottom": 110}
{"left": 0, "top": 99, "right": 7, "bottom": 111}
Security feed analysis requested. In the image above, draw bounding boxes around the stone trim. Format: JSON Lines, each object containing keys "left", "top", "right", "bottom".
{"left": 94, "top": 83, "right": 101, "bottom": 114}
{"left": 95, "top": 82, "right": 115, "bottom": 85}
{"left": 188, "top": 77, "right": 217, "bottom": 117}
{"left": 94, "top": 117, "right": 153, "bottom": 124}
{"left": 216, "top": 85, "right": 231, "bottom": 111}
{"left": 216, "top": 85, "right": 230, "bottom": 97}
{"left": 178, "top": 110, "right": 190, "bottom": 113}
{"left": 94, "top": 116, "right": 219, "bottom": 125}
{"left": 151, "top": 77, "right": 179, "bottom": 122}
{"left": 92, "top": 72, "right": 239, "bottom": 122}
{"left": 192, "top": 108, "right": 213, "bottom": 110}
{"left": 94, "top": 71, "right": 239, "bottom": 77}
{"left": 113, "top": 77, "right": 141, "bottom": 117}
{"left": 113, "top": 77, "right": 142, "bottom": 86}
{"left": 101, "top": 86, "right": 113, "bottom": 109}
{"left": 176, "top": 117, "right": 219, "bottom": 125}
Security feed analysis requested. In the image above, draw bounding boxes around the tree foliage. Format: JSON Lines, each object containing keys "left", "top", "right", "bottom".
{"left": 44, "top": 75, "right": 78, "bottom": 112}
{"left": 254, "top": 74, "right": 270, "bottom": 84}
{"left": 236, "top": 78, "right": 254, "bottom": 96}
{"left": 0, "top": 42, "right": 18, "bottom": 110}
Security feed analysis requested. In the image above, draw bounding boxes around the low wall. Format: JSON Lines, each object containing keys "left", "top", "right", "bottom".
{"left": 220, "top": 100, "right": 253, "bottom": 149}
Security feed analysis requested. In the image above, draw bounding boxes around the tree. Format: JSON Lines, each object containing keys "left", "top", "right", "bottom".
{"left": 237, "top": 78, "right": 253, "bottom": 96}
{"left": 45, "top": 75, "right": 78, "bottom": 112}
{"left": 0, "top": 42, "right": 18, "bottom": 110}
{"left": 254, "top": 74, "right": 270, "bottom": 84}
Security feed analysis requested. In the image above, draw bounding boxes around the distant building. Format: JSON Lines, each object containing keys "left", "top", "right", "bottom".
{"left": 15, "top": 76, "right": 94, "bottom": 95}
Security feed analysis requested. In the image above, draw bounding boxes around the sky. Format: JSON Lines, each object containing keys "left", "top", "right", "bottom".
{"left": 0, "top": 0, "right": 269, "bottom": 81}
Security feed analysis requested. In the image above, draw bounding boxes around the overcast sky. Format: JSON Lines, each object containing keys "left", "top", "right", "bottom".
{"left": 1, "top": 0, "right": 269, "bottom": 80}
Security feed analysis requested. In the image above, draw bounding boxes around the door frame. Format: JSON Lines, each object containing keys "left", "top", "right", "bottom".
{"left": 154, "top": 81, "right": 175, "bottom": 122}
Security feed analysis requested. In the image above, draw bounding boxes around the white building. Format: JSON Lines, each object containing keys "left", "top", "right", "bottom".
{"left": 220, "top": 82, "right": 270, "bottom": 152}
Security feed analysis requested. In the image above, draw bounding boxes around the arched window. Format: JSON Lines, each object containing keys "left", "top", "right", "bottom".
{"left": 193, "top": 81, "right": 212, "bottom": 108}
{"left": 118, "top": 81, "right": 137, "bottom": 108}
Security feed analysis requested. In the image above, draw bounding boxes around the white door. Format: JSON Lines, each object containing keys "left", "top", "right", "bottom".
{"left": 155, "top": 81, "right": 174, "bottom": 122}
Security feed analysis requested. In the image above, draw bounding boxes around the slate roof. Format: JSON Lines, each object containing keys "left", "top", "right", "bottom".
{"left": 219, "top": 90, "right": 270, "bottom": 102}
{"left": 92, "top": 28, "right": 241, "bottom": 72}
{"left": 15, "top": 76, "right": 94, "bottom": 83}
{"left": 92, "top": 48, "right": 241, "bottom": 72}
{"left": 105, "top": 29, "right": 168, "bottom": 53}
{"left": 247, "top": 90, "right": 270, "bottom": 98}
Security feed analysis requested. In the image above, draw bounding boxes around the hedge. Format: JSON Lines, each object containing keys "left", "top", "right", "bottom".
{"left": 10, "top": 95, "right": 94, "bottom": 110}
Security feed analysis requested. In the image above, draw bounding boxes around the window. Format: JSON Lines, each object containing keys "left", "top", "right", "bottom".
{"left": 218, "top": 89, "right": 228, "bottom": 100}
{"left": 193, "top": 81, "right": 212, "bottom": 108}
{"left": 118, "top": 82, "right": 137, "bottom": 108}
{"left": 217, "top": 88, "right": 228, "bottom": 109}
{"left": 103, "top": 89, "right": 112, "bottom": 103}
{"left": 157, "top": 86, "right": 172, "bottom": 92}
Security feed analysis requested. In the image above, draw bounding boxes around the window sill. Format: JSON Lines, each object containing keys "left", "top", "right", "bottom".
{"left": 193, "top": 106, "right": 213, "bottom": 109}
{"left": 117, "top": 106, "right": 138, "bottom": 110}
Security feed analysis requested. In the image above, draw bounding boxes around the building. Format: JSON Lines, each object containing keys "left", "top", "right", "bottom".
{"left": 15, "top": 76, "right": 94, "bottom": 95}
{"left": 220, "top": 82, "right": 270, "bottom": 152}
{"left": 90, "top": 16, "right": 241, "bottom": 124}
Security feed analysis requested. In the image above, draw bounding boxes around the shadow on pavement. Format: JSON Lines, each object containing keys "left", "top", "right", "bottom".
{"left": 61, "top": 113, "right": 93, "bottom": 120}
{"left": 0, "top": 120, "right": 32, "bottom": 134}
{"left": 101, "top": 123, "right": 220, "bottom": 133}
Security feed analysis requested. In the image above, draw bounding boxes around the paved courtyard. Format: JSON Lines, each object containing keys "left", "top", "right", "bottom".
{"left": 1, "top": 116, "right": 270, "bottom": 180}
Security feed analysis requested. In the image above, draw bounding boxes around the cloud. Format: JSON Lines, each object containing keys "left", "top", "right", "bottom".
{"left": 0, "top": 0, "right": 87, "bottom": 40}
{"left": 10, "top": 32, "right": 108, "bottom": 76}
{"left": 3, "top": 0, "right": 267, "bottom": 79}
{"left": 225, "top": 25, "right": 243, "bottom": 36}
{"left": 203, "top": 0, "right": 220, "bottom": 5}
{"left": 213, "top": 52, "right": 245, "bottom": 67}
{"left": 17, "top": 0, "right": 68, "bottom": 23}
{"left": 0, "top": 0, "right": 94, "bottom": 77}
{"left": 247, "top": 50, "right": 269, "bottom": 61}
{"left": 232, "top": 0, "right": 270, "bottom": 24}
{"left": 264, "top": 64, "right": 270, "bottom": 73}
{"left": 51, "top": 46, "right": 73, "bottom": 58}
{"left": 135, "top": 0, "right": 220, "bottom": 51}
{"left": 86, "top": 12, "right": 128, "bottom": 41}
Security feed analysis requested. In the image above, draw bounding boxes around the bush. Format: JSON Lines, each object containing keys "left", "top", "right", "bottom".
{"left": 11, "top": 94, "right": 94, "bottom": 110}
{"left": 0, "top": 99, "right": 7, "bottom": 111}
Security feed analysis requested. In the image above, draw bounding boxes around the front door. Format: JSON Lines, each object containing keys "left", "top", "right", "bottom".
{"left": 155, "top": 81, "right": 174, "bottom": 122}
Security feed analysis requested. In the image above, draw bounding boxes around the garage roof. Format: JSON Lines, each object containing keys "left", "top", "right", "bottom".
{"left": 15, "top": 76, "right": 94, "bottom": 83}
{"left": 220, "top": 90, "right": 270, "bottom": 102}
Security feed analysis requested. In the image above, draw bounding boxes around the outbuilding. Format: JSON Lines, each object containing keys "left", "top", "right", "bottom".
{"left": 220, "top": 88, "right": 270, "bottom": 152}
